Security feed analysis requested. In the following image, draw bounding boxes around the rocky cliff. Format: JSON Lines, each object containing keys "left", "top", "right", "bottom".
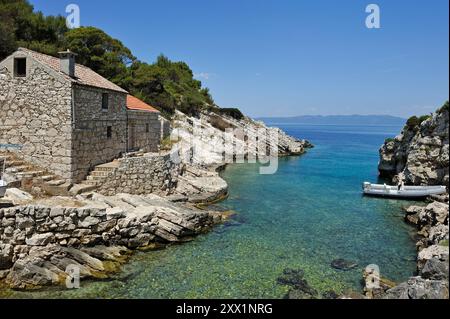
{"left": 172, "top": 110, "right": 312, "bottom": 166}
{"left": 378, "top": 102, "right": 449, "bottom": 186}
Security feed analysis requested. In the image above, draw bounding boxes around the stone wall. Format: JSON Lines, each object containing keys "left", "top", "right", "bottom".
{"left": 0, "top": 55, "right": 73, "bottom": 180}
{"left": 0, "top": 198, "right": 214, "bottom": 270}
{"left": 94, "top": 153, "right": 180, "bottom": 196}
{"left": 71, "top": 85, "right": 128, "bottom": 183}
{"left": 0, "top": 193, "right": 221, "bottom": 289}
{"left": 127, "top": 110, "right": 160, "bottom": 152}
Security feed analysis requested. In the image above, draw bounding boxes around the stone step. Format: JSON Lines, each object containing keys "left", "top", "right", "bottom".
{"left": 69, "top": 183, "right": 98, "bottom": 196}
{"left": 94, "top": 166, "right": 117, "bottom": 172}
{"left": 45, "top": 179, "right": 66, "bottom": 186}
{"left": 42, "top": 181, "right": 73, "bottom": 196}
{"left": 82, "top": 180, "right": 99, "bottom": 186}
{"left": 5, "top": 160, "right": 25, "bottom": 167}
{"left": 12, "top": 165, "right": 31, "bottom": 172}
{"left": 16, "top": 170, "right": 45, "bottom": 178}
{"left": 39, "top": 175, "right": 55, "bottom": 182}
{"left": 86, "top": 175, "right": 105, "bottom": 181}
{"left": 0, "top": 154, "right": 14, "bottom": 161}
{"left": 91, "top": 171, "right": 110, "bottom": 177}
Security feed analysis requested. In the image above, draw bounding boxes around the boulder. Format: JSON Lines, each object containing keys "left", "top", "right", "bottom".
{"left": 421, "top": 201, "right": 449, "bottom": 226}
{"left": 331, "top": 258, "right": 358, "bottom": 271}
{"left": 418, "top": 244, "right": 449, "bottom": 270}
{"left": 421, "top": 256, "right": 449, "bottom": 280}
{"left": 384, "top": 277, "right": 449, "bottom": 299}
{"left": 4, "top": 188, "right": 33, "bottom": 203}
{"left": 25, "top": 233, "right": 55, "bottom": 246}
{"left": 0, "top": 244, "right": 14, "bottom": 270}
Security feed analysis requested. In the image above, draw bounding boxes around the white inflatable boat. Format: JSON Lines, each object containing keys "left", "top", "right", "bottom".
{"left": 362, "top": 182, "right": 447, "bottom": 199}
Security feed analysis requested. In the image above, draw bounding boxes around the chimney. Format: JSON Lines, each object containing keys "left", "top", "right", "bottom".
{"left": 58, "top": 50, "right": 77, "bottom": 77}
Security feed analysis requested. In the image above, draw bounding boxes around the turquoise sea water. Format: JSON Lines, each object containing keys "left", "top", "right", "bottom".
{"left": 1, "top": 124, "right": 419, "bottom": 298}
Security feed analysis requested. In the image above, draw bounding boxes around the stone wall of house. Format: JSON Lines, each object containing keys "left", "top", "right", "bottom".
{"left": 127, "top": 111, "right": 161, "bottom": 152}
{"left": 94, "top": 153, "right": 180, "bottom": 196}
{"left": 0, "top": 56, "right": 73, "bottom": 181}
{"left": 71, "top": 85, "right": 128, "bottom": 183}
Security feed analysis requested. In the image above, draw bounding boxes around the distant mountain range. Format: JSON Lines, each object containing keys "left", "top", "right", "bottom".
{"left": 256, "top": 115, "right": 406, "bottom": 126}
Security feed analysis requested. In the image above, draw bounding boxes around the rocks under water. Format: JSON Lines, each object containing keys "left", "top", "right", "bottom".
{"left": 331, "top": 259, "right": 359, "bottom": 271}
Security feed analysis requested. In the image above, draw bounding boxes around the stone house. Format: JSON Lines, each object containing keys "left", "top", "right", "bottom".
{"left": 0, "top": 48, "right": 163, "bottom": 183}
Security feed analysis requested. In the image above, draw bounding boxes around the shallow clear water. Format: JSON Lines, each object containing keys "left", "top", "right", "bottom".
{"left": 1, "top": 124, "right": 419, "bottom": 299}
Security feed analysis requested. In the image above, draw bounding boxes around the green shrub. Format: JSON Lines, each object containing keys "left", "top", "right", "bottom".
{"left": 418, "top": 115, "right": 431, "bottom": 123}
{"left": 384, "top": 137, "right": 395, "bottom": 144}
{"left": 212, "top": 108, "right": 244, "bottom": 120}
{"left": 406, "top": 115, "right": 431, "bottom": 129}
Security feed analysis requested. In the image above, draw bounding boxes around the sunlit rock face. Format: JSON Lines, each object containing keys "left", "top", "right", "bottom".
{"left": 379, "top": 105, "right": 449, "bottom": 186}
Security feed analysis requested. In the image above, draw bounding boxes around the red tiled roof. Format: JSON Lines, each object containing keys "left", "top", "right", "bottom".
{"left": 126, "top": 95, "right": 160, "bottom": 113}
{"left": 18, "top": 47, "right": 127, "bottom": 93}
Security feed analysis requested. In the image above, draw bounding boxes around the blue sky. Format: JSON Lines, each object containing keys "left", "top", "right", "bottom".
{"left": 30, "top": 0, "right": 449, "bottom": 118}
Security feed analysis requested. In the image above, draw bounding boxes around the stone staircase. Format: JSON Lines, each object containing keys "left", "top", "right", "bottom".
{"left": 1, "top": 150, "right": 147, "bottom": 197}
{"left": 0, "top": 151, "right": 69, "bottom": 196}
{"left": 82, "top": 160, "right": 120, "bottom": 186}
{"left": 81, "top": 150, "right": 145, "bottom": 187}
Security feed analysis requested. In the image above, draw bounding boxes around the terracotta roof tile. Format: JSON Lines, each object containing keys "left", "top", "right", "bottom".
{"left": 18, "top": 47, "right": 127, "bottom": 93}
{"left": 127, "top": 95, "right": 160, "bottom": 113}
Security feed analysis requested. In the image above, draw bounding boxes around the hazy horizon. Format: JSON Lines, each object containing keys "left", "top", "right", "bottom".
{"left": 256, "top": 114, "right": 407, "bottom": 119}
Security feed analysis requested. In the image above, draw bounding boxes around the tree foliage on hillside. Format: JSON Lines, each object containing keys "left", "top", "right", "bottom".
{"left": 127, "top": 56, "right": 214, "bottom": 116}
{"left": 0, "top": 0, "right": 215, "bottom": 117}
{"left": 0, "top": 0, "right": 67, "bottom": 58}
{"left": 63, "top": 27, "right": 135, "bottom": 88}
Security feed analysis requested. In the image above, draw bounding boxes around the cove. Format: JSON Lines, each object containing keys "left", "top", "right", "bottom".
{"left": 0, "top": 124, "right": 418, "bottom": 299}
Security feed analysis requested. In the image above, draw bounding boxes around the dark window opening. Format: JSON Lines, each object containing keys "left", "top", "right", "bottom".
{"left": 146, "top": 123, "right": 149, "bottom": 133}
{"left": 14, "top": 58, "right": 26, "bottom": 77}
{"left": 102, "top": 93, "right": 109, "bottom": 110}
{"left": 107, "top": 126, "right": 112, "bottom": 139}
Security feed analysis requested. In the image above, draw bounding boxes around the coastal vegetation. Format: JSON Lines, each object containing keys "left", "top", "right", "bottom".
{"left": 0, "top": 0, "right": 217, "bottom": 118}
{"left": 405, "top": 114, "right": 431, "bottom": 129}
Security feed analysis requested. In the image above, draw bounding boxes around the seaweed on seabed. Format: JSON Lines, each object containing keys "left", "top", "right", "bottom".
{"left": 277, "top": 268, "right": 340, "bottom": 299}
{"left": 276, "top": 268, "right": 318, "bottom": 299}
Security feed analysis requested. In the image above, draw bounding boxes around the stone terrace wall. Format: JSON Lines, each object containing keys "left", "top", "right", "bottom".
{"left": 0, "top": 201, "right": 213, "bottom": 271}
{"left": 71, "top": 85, "right": 128, "bottom": 183}
{"left": 0, "top": 56, "right": 73, "bottom": 180}
{"left": 95, "top": 153, "right": 180, "bottom": 196}
{"left": 127, "top": 110, "right": 161, "bottom": 153}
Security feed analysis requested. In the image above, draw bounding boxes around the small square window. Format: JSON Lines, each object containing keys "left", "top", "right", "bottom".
{"left": 107, "top": 126, "right": 112, "bottom": 139}
{"left": 102, "top": 93, "right": 109, "bottom": 110}
{"left": 14, "top": 58, "right": 26, "bottom": 77}
{"left": 146, "top": 123, "right": 149, "bottom": 133}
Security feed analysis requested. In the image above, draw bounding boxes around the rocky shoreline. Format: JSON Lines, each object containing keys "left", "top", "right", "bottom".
{"left": 363, "top": 195, "right": 449, "bottom": 299}
{"left": 0, "top": 193, "right": 228, "bottom": 289}
{"left": 0, "top": 110, "right": 312, "bottom": 291}
{"left": 364, "top": 104, "right": 449, "bottom": 299}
